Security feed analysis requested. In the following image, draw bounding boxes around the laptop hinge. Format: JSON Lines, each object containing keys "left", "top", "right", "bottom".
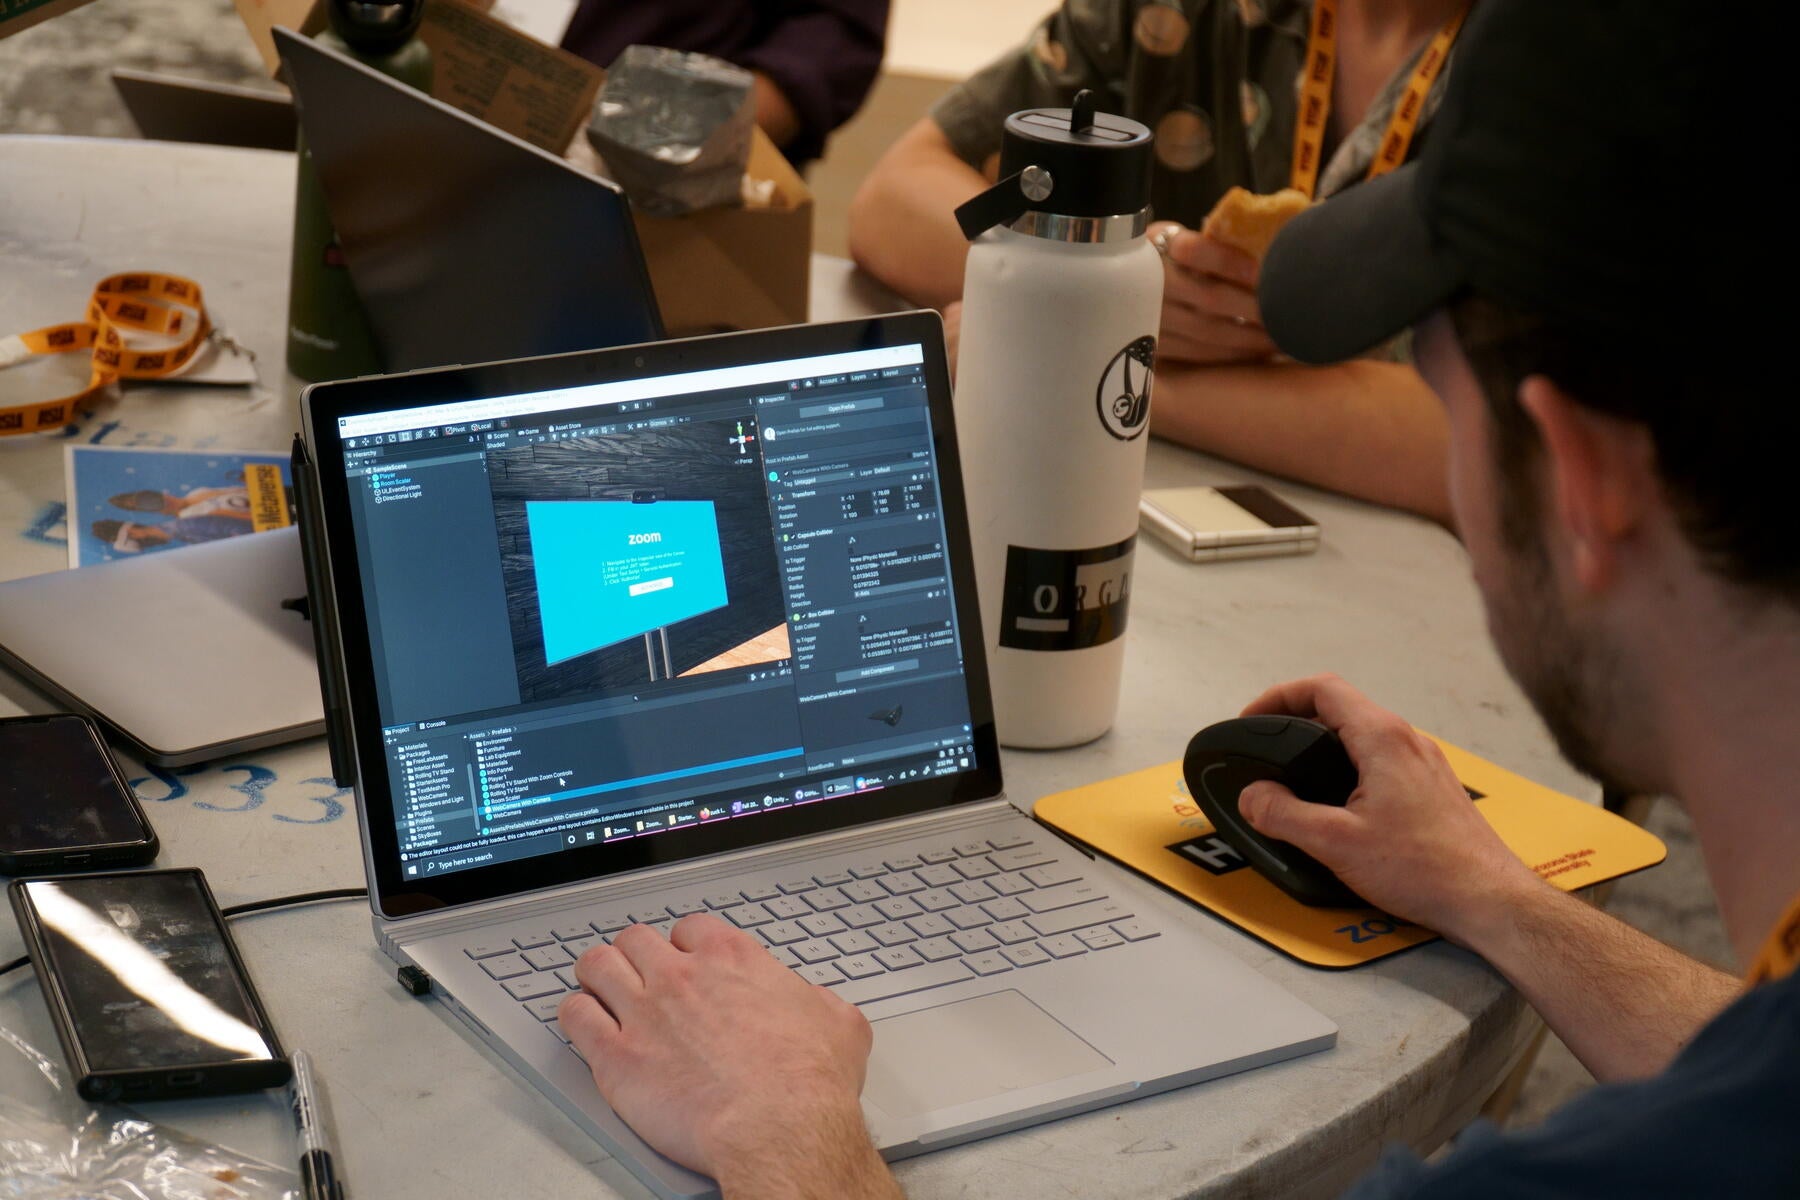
{"left": 378, "top": 796, "right": 1020, "bottom": 948}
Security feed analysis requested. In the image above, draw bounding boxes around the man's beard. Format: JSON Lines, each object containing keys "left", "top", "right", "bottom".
{"left": 1485, "top": 528, "right": 1653, "bottom": 798}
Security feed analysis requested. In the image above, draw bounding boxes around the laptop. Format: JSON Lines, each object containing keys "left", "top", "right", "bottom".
{"left": 111, "top": 68, "right": 298, "bottom": 152}
{"left": 275, "top": 27, "right": 665, "bottom": 374}
{"left": 297, "top": 314, "right": 1335, "bottom": 1199}
{"left": 0, "top": 528, "right": 323, "bottom": 765}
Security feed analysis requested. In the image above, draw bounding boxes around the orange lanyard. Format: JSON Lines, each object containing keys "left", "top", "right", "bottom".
{"left": 1746, "top": 892, "right": 1800, "bottom": 986}
{"left": 0, "top": 273, "right": 210, "bottom": 437}
{"left": 1290, "top": 0, "right": 1469, "bottom": 199}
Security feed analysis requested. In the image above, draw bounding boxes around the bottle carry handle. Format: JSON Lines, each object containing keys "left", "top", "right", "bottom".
{"left": 953, "top": 89, "right": 1100, "bottom": 240}
{"left": 954, "top": 170, "right": 1032, "bottom": 241}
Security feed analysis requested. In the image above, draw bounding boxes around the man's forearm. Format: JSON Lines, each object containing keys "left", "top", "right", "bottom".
{"left": 1149, "top": 359, "right": 1453, "bottom": 526}
{"left": 712, "top": 1101, "right": 903, "bottom": 1200}
{"left": 847, "top": 121, "right": 988, "bottom": 308}
{"left": 1451, "top": 875, "right": 1742, "bottom": 1082}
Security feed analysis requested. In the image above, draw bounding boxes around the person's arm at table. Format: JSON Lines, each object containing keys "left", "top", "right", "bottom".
{"left": 560, "top": 918, "right": 903, "bottom": 1200}
{"left": 848, "top": 118, "right": 991, "bottom": 308}
{"left": 849, "top": 1, "right": 1136, "bottom": 307}
{"left": 1235, "top": 675, "right": 1741, "bottom": 1083}
{"left": 1150, "top": 359, "right": 1455, "bottom": 527}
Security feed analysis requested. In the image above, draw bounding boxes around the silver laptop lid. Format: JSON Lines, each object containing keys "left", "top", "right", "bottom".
{"left": 0, "top": 527, "right": 323, "bottom": 766}
{"left": 301, "top": 314, "right": 1000, "bottom": 919}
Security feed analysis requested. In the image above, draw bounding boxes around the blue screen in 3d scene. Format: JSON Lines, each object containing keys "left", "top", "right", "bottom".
{"left": 526, "top": 499, "right": 730, "bottom": 665}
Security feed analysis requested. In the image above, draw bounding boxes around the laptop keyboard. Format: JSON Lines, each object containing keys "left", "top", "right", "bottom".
{"left": 459, "top": 832, "right": 1160, "bottom": 1040}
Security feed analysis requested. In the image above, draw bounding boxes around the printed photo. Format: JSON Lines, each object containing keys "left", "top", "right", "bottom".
{"left": 65, "top": 445, "right": 295, "bottom": 568}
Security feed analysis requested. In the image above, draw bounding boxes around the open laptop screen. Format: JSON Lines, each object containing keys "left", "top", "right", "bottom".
{"left": 306, "top": 315, "right": 1000, "bottom": 915}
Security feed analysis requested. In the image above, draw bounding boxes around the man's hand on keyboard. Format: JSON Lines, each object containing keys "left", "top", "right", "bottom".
{"left": 559, "top": 914, "right": 904, "bottom": 1200}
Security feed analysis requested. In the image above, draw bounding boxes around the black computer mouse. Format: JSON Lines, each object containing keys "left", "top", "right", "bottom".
{"left": 1181, "top": 715, "right": 1366, "bottom": 908}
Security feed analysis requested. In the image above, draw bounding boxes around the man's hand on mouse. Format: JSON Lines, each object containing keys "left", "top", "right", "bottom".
{"left": 1236, "top": 674, "right": 1547, "bottom": 945}
{"left": 558, "top": 914, "right": 901, "bottom": 1199}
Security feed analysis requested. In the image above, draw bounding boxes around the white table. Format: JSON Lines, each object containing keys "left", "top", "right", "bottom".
{"left": 0, "top": 136, "right": 1590, "bottom": 1200}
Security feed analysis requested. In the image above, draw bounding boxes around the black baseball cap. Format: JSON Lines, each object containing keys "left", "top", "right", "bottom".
{"left": 1260, "top": 0, "right": 1724, "bottom": 364}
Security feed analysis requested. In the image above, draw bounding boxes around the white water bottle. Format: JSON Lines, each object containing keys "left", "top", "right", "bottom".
{"left": 952, "top": 91, "right": 1161, "bottom": 748}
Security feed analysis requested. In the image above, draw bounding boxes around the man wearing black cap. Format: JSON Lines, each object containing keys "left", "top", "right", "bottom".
{"left": 556, "top": 2, "right": 1798, "bottom": 1194}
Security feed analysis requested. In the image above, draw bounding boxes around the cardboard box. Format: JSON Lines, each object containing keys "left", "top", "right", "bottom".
{"left": 629, "top": 131, "right": 812, "bottom": 334}
{"left": 234, "top": 0, "right": 493, "bottom": 76}
{"left": 418, "top": 0, "right": 597, "bottom": 152}
{"left": 235, "top": 1, "right": 593, "bottom": 155}
{"left": 233, "top": 0, "right": 810, "bottom": 333}
{"left": 569, "top": 131, "right": 813, "bottom": 336}
{"left": 233, "top": 0, "right": 331, "bottom": 72}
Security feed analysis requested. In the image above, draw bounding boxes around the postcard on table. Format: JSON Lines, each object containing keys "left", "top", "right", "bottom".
{"left": 65, "top": 445, "right": 295, "bottom": 568}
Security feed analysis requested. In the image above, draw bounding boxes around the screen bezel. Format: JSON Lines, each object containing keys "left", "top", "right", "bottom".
{"left": 301, "top": 313, "right": 1003, "bottom": 918}
{"left": 8, "top": 868, "right": 288, "bottom": 1097}
{"left": 0, "top": 713, "right": 157, "bottom": 871}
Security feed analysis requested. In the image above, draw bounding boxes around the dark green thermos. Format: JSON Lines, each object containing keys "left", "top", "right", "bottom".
{"left": 286, "top": 0, "right": 433, "bottom": 382}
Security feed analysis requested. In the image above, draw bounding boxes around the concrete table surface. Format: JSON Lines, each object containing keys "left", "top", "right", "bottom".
{"left": 0, "top": 136, "right": 1587, "bottom": 1200}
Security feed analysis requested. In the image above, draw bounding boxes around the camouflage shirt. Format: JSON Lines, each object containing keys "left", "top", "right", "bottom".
{"left": 932, "top": 0, "right": 1457, "bottom": 225}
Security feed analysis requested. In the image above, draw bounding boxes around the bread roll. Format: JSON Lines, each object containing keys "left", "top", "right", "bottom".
{"left": 1199, "top": 187, "right": 1312, "bottom": 260}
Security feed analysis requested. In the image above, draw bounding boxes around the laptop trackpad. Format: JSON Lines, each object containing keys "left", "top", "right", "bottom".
{"left": 865, "top": 990, "right": 1114, "bottom": 1118}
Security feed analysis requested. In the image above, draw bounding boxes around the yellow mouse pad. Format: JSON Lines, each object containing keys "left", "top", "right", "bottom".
{"left": 1035, "top": 736, "right": 1667, "bottom": 969}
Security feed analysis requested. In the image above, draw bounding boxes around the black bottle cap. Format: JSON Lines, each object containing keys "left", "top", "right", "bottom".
{"left": 999, "top": 91, "right": 1152, "bottom": 218}
{"left": 955, "top": 90, "right": 1153, "bottom": 239}
{"left": 327, "top": 0, "right": 424, "bottom": 55}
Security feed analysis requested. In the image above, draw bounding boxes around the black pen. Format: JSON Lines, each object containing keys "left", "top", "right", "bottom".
{"left": 290, "top": 1050, "right": 348, "bottom": 1200}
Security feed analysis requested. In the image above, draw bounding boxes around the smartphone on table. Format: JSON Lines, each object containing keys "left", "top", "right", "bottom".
{"left": 0, "top": 713, "right": 158, "bottom": 874}
{"left": 1139, "top": 484, "right": 1320, "bottom": 562}
{"left": 8, "top": 867, "right": 292, "bottom": 1101}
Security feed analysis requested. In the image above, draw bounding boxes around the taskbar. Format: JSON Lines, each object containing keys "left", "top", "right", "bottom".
{"left": 399, "top": 738, "right": 975, "bottom": 880}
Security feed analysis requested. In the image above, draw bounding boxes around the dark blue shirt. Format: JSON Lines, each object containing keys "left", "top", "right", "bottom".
{"left": 1345, "top": 968, "right": 1800, "bottom": 1197}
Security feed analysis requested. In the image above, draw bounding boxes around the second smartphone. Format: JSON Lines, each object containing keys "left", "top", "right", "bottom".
{"left": 0, "top": 713, "right": 157, "bottom": 874}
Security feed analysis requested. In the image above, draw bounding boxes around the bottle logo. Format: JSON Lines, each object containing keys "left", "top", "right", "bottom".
{"left": 997, "top": 536, "right": 1135, "bottom": 651}
{"left": 1096, "top": 335, "right": 1156, "bottom": 440}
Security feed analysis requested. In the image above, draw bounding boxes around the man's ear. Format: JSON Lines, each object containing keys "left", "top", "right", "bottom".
{"left": 1517, "top": 377, "right": 1656, "bottom": 593}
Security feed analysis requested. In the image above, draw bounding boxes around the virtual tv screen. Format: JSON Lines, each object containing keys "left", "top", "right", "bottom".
{"left": 334, "top": 345, "right": 978, "bottom": 880}
{"left": 527, "top": 498, "right": 730, "bottom": 665}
